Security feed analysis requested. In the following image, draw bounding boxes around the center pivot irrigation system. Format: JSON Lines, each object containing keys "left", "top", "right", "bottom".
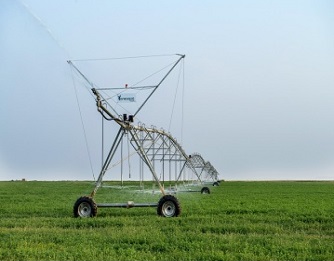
{"left": 68, "top": 54, "right": 220, "bottom": 217}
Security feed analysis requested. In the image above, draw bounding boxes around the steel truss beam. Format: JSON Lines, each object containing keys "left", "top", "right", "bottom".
{"left": 189, "top": 153, "right": 220, "bottom": 183}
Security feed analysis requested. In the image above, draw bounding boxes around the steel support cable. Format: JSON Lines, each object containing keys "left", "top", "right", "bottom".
{"left": 70, "top": 53, "right": 176, "bottom": 62}
{"left": 97, "top": 59, "right": 182, "bottom": 124}
{"left": 99, "top": 89, "right": 128, "bottom": 117}
{"left": 181, "top": 59, "right": 185, "bottom": 144}
{"left": 77, "top": 55, "right": 184, "bottom": 133}
{"left": 69, "top": 65, "right": 95, "bottom": 99}
{"left": 168, "top": 59, "right": 183, "bottom": 133}
{"left": 134, "top": 55, "right": 185, "bottom": 116}
{"left": 69, "top": 61, "right": 122, "bottom": 121}
{"left": 97, "top": 85, "right": 156, "bottom": 91}
{"left": 69, "top": 66, "right": 96, "bottom": 181}
{"left": 94, "top": 59, "right": 179, "bottom": 106}
{"left": 70, "top": 55, "right": 178, "bottom": 115}
{"left": 68, "top": 61, "right": 118, "bottom": 118}
{"left": 131, "top": 60, "right": 178, "bottom": 88}
{"left": 69, "top": 55, "right": 179, "bottom": 133}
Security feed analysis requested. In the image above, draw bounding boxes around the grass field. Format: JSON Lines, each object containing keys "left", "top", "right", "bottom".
{"left": 0, "top": 180, "right": 333, "bottom": 260}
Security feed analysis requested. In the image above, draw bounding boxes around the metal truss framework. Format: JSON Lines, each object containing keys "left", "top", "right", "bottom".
{"left": 189, "top": 153, "right": 220, "bottom": 185}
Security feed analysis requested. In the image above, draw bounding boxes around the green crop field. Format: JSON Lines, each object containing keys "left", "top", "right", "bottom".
{"left": 0, "top": 180, "right": 333, "bottom": 260}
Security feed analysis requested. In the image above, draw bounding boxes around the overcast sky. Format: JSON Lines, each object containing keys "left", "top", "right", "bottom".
{"left": 1, "top": 0, "right": 334, "bottom": 181}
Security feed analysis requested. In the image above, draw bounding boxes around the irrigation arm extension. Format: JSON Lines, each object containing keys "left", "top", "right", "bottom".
{"left": 134, "top": 54, "right": 185, "bottom": 116}
{"left": 67, "top": 60, "right": 94, "bottom": 88}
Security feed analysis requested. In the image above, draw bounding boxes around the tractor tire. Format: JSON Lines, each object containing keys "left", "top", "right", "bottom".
{"left": 157, "top": 195, "right": 181, "bottom": 217}
{"left": 73, "top": 196, "right": 97, "bottom": 218}
{"left": 201, "top": 187, "right": 210, "bottom": 194}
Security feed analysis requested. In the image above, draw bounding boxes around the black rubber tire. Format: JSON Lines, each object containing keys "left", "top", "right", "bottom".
{"left": 73, "top": 196, "right": 97, "bottom": 218}
{"left": 201, "top": 187, "right": 210, "bottom": 194}
{"left": 157, "top": 195, "right": 181, "bottom": 217}
{"left": 213, "top": 182, "right": 219, "bottom": 186}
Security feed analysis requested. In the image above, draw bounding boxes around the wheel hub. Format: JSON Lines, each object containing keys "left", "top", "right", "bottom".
{"left": 162, "top": 202, "right": 176, "bottom": 217}
{"left": 78, "top": 202, "right": 92, "bottom": 217}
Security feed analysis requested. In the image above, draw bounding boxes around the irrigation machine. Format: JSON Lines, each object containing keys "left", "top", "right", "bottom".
{"left": 68, "top": 54, "right": 220, "bottom": 218}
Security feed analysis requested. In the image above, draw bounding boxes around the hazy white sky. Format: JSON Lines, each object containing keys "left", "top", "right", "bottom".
{"left": 1, "top": 0, "right": 334, "bottom": 181}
